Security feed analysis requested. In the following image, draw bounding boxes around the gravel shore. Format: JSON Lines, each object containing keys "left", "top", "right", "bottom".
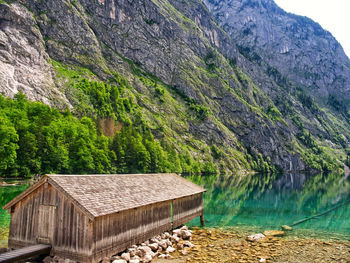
{"left": 153, "top": 228, "right": 350, "bottom": 263}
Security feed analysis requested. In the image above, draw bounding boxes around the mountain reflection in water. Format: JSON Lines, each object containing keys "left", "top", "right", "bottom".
{"left": 187, "top": 172, "right": 350, "bottom": 240}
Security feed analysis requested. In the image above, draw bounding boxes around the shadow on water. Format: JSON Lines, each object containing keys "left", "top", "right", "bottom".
{"left": 187, "top": 172, "right": 350, "bottom": 241}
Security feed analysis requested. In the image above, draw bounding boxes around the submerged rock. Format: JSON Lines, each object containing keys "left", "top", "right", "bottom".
{"left": 247, "top": 233, "right": 266, "bottom": 242}
{"left": 264, "top": 230, "right": 285, "bottom": 237}
{"left": 281, "top": 225, "right": 293, "bottom": 231}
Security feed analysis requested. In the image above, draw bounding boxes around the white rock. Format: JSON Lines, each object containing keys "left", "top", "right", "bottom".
{"left": 165, "top": 239, "right": 172, "bottom": 247}
{"left": 259, "top": 259, "right": 266, "bottom": 263}
{"left": 180, "top": 226, "right": 188, "bottom": 231}
{"left": 170, "top": 234, "right": 180, "bottom": 243}
{"left": 183, "top": 241, "right": 194, "bottom": 248}
{"left": 127, "top": 248, "right": 137, "bottom": 257}
{"left": 247, "top": 233, "right": 266, "bottom": 242}
{"left": 158, "top": 240, "right": 168, "bottom": 250}
{"left": 136, "top": 246, "right": 153, "bottom": 258}
{"left": 172, "top": 229, "right": 182, "bottom": 236}
{"left": 112, "top": 260, "right": 127, "bottom": 263}
{"left": 150, "top": 238, "right": 159, "bottom": 243}
{"left": 158, "top": 254, "right": 167, "bottom": 259}
{"left": 142, "top": 253, "right": 153, "bottom": 263}
{"left": 149, "top": 243, "right": 159, "bottom": 251}
{"left": 181, "top": 230, "right": 192, "bottom": 240}
{"left": 129, "top": 260, "right": 140, "bottom": 263}
{"left": 166, "top": 246, "right": 175, "bottom": 254}
{"left": 121, "top": 252, "right": 130, "bottom": 262}
{"left": 130, "top": 255, "right": 140, "bottom": 262}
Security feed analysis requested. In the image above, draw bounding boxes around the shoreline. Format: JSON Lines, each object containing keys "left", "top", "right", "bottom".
{"left": 154, "top": 227, "right": 350, "bottom": 263}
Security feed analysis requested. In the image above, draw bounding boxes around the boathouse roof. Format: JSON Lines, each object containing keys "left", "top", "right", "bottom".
{"left": 3, "top": 174, "right": 205, "bottom": 219}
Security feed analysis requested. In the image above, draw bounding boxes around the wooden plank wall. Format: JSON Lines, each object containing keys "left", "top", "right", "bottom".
{"left": 172, "top": 193, "right": 203, "bottom": 228}
{"left": 91, "top": 201, "right": 172, "bottom": 262}
{"left": 8, "top": 184, "right": 91, "bottom": 262}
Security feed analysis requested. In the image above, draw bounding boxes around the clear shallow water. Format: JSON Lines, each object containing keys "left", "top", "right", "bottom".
{"left": 187, "top": 172, "right": 350, "bottom": 241}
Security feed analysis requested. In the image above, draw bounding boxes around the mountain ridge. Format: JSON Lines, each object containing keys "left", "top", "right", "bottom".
{"left": 0, "top": 0, "right": 347, "bottom": 176}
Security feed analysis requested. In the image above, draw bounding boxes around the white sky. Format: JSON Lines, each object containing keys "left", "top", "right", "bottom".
{"left": 274, "top": 0, "right": 350, "bottom": 58}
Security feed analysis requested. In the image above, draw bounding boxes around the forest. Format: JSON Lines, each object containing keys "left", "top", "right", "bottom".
{"left": 0, "top": 89, "right": 217, "bottom": 178}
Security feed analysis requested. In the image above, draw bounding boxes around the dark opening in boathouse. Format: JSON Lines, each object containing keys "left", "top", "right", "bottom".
{"left": 3, "top": 174, "right": 205, "bottom": 262}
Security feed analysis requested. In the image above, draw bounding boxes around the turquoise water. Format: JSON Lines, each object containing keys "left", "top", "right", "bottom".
{"left": 187, "top": 172, "right": 350, "bottom": 241}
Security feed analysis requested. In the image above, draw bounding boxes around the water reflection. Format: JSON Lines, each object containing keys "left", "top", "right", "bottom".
{"left": 187, "top": 172, "right": 350, "bottom": 240}
{"left": 0, "top": 181, "right": 30, "bottom": 247}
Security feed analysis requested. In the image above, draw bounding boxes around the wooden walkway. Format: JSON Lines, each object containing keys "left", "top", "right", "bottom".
{"left": 0, "top": 244, "right": 51, "bottom": 263}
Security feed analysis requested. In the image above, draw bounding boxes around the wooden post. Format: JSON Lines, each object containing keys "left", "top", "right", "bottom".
{"left": 200, "top": 214, "right": 204, "bottom": 227}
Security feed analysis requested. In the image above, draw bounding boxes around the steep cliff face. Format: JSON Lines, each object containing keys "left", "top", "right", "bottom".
{"left": 0, "top": 3, "right": 69, "bottom": 107}
{"left": 204, "top": 0, "right": 350, "bottom": 102}
{"left": 0, "top": 0, "right": 347, "bottom": 173}
{"left": 203, "top": 0, "right": 350, "bottom": 165}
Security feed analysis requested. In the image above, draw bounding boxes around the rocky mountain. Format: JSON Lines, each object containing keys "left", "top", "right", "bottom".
{"left": 204, "top": 0, "right": 350, "bottom": 103}
{"left": 0, "top": 0, "right": 348, "bottom": 174}
{"left": 204, "top": 0, "right": 350, "bottom": 145}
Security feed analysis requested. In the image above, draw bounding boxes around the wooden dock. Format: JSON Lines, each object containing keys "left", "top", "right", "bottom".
{"left": 0, "top": 244, "right": 51, "bottom": 263}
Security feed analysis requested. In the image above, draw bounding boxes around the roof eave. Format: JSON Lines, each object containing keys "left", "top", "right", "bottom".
{"left": 47, "top": 177, "right": 95, "bottom": 220}
{"left": 3, "top": 175, "right": 95, "bottom": 221}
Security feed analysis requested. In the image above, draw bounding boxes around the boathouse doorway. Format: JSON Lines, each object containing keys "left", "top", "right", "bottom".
{"left": 37, "top": 205, "right": 56, "bottom": 244}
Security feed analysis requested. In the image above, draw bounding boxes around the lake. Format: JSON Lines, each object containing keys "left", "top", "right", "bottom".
{"left": 0, "top": 172, "right": 350, "bottom": 247}
{"left": 187, "top": 172, "right": 350, "bottom": 241}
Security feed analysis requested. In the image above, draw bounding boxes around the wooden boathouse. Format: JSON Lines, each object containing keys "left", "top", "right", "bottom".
{"left": 3, "top": 174, "right": 205, "bottom": 262}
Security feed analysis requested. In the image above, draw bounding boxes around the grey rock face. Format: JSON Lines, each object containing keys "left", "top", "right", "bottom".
{"left": 0, "top": 3, "right": 69, "bottom": 107}
{"left": 203, "top": 0, "right": 350, "bottom": 103}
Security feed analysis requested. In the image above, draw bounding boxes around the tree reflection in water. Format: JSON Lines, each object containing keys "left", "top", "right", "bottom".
{"left": 186, "top": 172, "right": 350, "bottom": 240}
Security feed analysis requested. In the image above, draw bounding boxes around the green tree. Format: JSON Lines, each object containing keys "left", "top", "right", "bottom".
{"left": 0, "top": 115, "right": 19, "bottom": 175}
